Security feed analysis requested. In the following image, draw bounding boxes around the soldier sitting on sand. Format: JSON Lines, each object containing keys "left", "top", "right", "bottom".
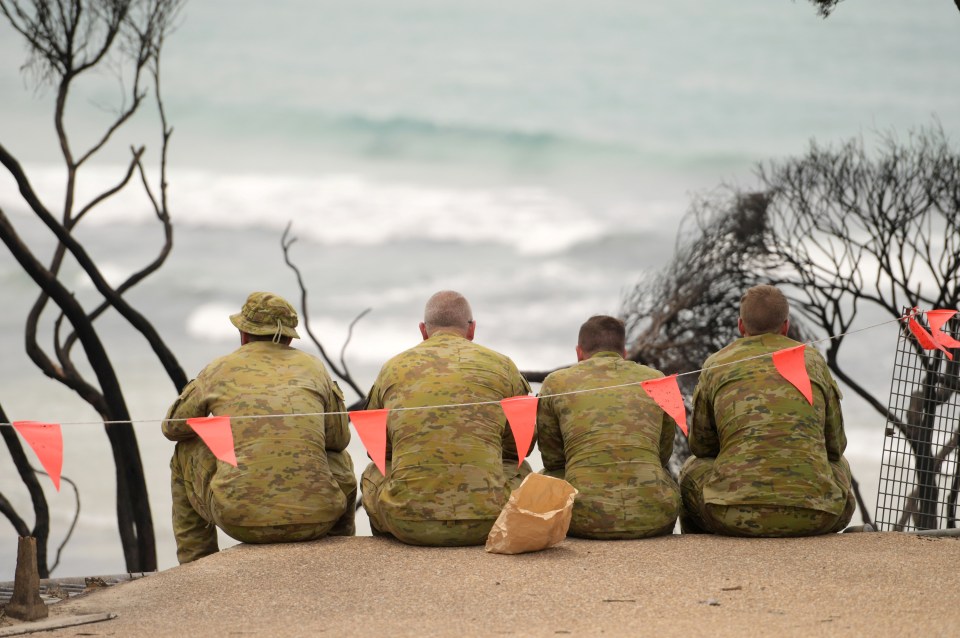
{"left": 360, "top": 290, "right": 533, "bottom": 546}
{"left": 162, "top": 292, "right": 356, "bottom": 563}
{"left": 537, "top": 315, "right": 680, "bottom": 539}
{"left": 679, "top": 284, "right": 855, "bottom": 537}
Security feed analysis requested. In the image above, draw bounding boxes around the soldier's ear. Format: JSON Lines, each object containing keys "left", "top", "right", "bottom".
{"left": 419, "top": 322, "right": 430, "bottom": 341}
{"left": 780, "top": 319, "right": 790, "bottom": 336}
{"left": 465, "top": 321, "right": 476, "bottom": 342}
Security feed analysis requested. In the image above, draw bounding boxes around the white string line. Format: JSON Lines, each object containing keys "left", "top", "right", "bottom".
{"left": 0, "top": 312, "right": 923, "bottom": 428}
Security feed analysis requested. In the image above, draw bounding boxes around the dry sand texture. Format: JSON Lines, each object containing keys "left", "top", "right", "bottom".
{"left": 4, "top": 532, "right": 958, "bottom": 637}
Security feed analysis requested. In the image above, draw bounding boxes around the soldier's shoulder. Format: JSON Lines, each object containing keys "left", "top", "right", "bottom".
{"left": 702, "top": 341, "right": 740, "bottom": 367}
{"left": 195, "top": 347, "right": 245, "bottom": 379}
{"left": 541, "top": 363, "right": 578, "bottom": 389}
{"left": 296, "top": 349, "right": 338, "bottom": 384}
{"left": 467, "top": 340, "right": 521, "bottom": 370}
{"left": 371, "top": 343, "right": 426, "bottom": 380}
{"left": 544, "top": 357, "right": 662, "bottom": 389}
{"left": 801, "top": 343, "right": 829, "bottom": 367}
{"left": 633, "top": 366, "right": 666, "bottom": 387}
{"left": 288, "top": 346, "right": 330, "bottom": 367}
{"left": 801, "top": 345, "right": 839, "bottom": 389}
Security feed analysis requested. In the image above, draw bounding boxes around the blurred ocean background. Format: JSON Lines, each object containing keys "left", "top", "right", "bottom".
{"left": 1, "top": 0, "right": 959, "bottom": 578}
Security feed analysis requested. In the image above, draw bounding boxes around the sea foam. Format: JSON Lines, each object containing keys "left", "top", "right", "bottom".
{"left": 3, "top": 164, "right": 609, "bottom": 256}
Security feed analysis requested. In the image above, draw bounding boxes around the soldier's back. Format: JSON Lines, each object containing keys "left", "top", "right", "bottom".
{"left": 370, "top": 332, "right": 529, "bottom": 523}
{"left": 539, "top": 353, "right": 679, "bottom": 539}
{"left": 697, "top": 334, "right": 848, "bottom": 514}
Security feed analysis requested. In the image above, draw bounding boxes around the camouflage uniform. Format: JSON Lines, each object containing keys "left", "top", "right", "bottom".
{"left": 360, "top": 330, "right": 532, "bottom": 546}
{"left": 163, "top": 293, "right": 356, "bottom": 564}
{"left": 679, "top": 334, "right": 855, "bottom": 537}
{"left": 537, "top": 352, "right": 680, "bottom": 539}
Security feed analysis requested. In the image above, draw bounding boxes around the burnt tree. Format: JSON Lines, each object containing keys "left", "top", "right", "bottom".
{"left": 758, "top": 126, "right": 960, "bottom": 529}
{"left": 0, "top": 0, "right": 186, "bottom": 572}
{"left": 628, "top": 125, "right": 960, "bottom": 525}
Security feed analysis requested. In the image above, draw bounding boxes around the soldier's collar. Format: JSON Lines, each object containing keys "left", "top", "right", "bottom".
{"left": 589, "top": 350, "right": 623, "bottom": 360}
{"left": 428, "top": 328, "right": 469, "bottom": 339}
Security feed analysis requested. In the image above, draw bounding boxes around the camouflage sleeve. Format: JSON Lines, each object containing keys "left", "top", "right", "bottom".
{"left": 516, "top": 370, "right": 533, "bottom": 397}
{"left": 364, "top": 379, "right": 383, "bottom": 411}
{"left": 689, "top": 380, "right": 720, "bottom": 458}
{"left": 823, "top": 376, "right": 847, "bottom": 462}
{"left": 536, "top": 384, "right": 565, "bottom": 475}
{"left": 325, "top": 381, "right": 351, "bottom": 453}
{"left": 162, "top": 378, "right": 203, "bottom": 441}
{"left": 658, "top": 410, "right": 675, "bottom": 469}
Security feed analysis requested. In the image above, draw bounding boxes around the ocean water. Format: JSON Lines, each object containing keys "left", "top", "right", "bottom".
{"left": 1, "top": 0, "right": 959, "bottom": 579}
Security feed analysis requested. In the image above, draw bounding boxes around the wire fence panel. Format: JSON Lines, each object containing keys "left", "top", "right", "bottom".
{"left": 875, "top": 308, "right": 960, "bottom": 531}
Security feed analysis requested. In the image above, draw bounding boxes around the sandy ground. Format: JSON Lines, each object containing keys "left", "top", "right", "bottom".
{"left": 4, "top": 533, "right": 959, "bottom": 637}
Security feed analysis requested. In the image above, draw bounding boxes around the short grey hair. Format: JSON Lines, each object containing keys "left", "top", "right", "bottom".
{"left": 423, "top": 290, "right": 473, "bottom": 334}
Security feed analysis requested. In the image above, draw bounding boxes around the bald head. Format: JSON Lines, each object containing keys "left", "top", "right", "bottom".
{"left": 420, "top": 290, "right": 475, "bottom": 339}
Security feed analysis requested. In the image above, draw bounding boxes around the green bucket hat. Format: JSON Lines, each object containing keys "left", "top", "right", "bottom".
{"left": 230, "top": 292, "right": 300, "bottom": 339}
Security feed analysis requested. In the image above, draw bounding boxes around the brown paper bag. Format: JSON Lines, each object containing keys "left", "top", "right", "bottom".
{"left": 485, "top": 473, "right": 578, "bottom": 555}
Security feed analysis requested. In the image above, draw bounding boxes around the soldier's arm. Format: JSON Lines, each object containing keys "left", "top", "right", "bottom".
{"left": 161, "top": 379, "right": 203, "bottom": 441}
{"left": 324, "top": 381, "right": 351, "bottom": 453}
{"left": 658, "top": 411, "right": 675, "bottom": 469}
{"left": 823, "top": 377, "right": 847, "bottom": 462}
{"left": 688, "top": 381, "right": 720, "bottom": 458}
{"left": 365, "top": 378, "right": 384, "bottom": 411}
{"left": 536, "top": 386, "right": 565, "bottom": 477}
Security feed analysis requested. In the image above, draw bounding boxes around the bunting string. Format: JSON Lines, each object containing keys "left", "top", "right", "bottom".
{"left": 4, "top": 309, "right": 955, "bottom": 487}
{"left": 0, "top": 311, "right": 929, "bottom": 428}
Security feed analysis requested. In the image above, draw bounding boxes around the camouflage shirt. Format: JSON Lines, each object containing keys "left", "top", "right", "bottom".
{"left": 366, "top": 330, "right": 532, "bottom": 522}
{"left": 163, "top": 341, "right": 353, "bottom": 527}
{"left": 538, "top": 352, "right": 679, "bottom": 535}
{"left": 690, "top": 334, "right": 848, "bottom": 514}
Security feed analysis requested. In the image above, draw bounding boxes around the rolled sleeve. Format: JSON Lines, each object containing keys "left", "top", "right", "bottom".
{"left": 658, "top": 411, "right": 675, "bottom": 469}
{"left": 324, "top": 381, "right": 351, "bottom": 453}
{"left": 689, "top": 381, "right": 720, "bottom": 459}
{"left": 162, "top": 379, "right": 204, "bottom": 441}
{"left": 823, "top": 378, "right": 847, "bottom": 462}
{"left": 535, "top": 386, "right": 565, "bottom": 475}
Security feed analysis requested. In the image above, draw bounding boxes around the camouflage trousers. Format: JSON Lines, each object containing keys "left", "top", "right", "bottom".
{"left": 568, "top": 488, "right": 680, "bottom": 541}
{"left": 170, "top": 438, "right": 357, "bottom": 564}
{"left": 678, "top": 456, "right": 855, "bottom": 537}
{"left": 360, "top": 460, "right": 531, "bottom": 546}
{"left": 540, "top": 468, "right": 679, "bottom": 540}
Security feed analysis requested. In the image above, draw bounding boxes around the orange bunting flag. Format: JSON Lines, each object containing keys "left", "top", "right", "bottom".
{"left": 640, "top": 375, "right": 687, "bottom": 436}
{"left": 908, "top": 317, "right": 953, "bottom": 361}
{"left": 349, "top": 409, "right": 389, "bottom": 475}
{"left": 500, "top": 396, "right": 538, "bottom": 466}
{"left": 12, "top": 421, "right": 63, "bottom": 491}
{"left": 772, "top": 345, "right": 813, "bottom": 404}
{"left": 187, "top": 416, "right": 238, "bottom": 467}
{"left": 925, "top": 309, "right": 960, "bottom": 349}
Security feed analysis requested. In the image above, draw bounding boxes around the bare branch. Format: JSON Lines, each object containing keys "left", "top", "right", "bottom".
{"left": 0, "top": 0, "right": 184, "bottom": 572}
{"left": 339, "top": 308, "right": 371, "bottom": 384}
{"left": 0, "top": 491, "right": 31, "bottom": 538}
{"left": 281, "top": 223, "right": 366, "bottom": 398}
{"left": 33, "top": 467, "right": 81, "bottom": 575}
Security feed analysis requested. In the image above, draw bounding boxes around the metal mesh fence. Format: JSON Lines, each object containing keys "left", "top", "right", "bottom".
{"left": 875, "top": 309, "right": 960, "bottom": 531}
